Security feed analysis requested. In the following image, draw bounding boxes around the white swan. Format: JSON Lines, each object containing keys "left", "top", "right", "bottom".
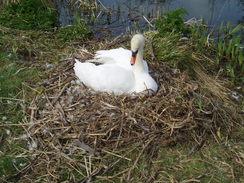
{"left": 74, "top": 34, "right": 158, "bottom": 95}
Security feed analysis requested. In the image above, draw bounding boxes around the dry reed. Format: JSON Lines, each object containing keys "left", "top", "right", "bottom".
{"left": 5, "top": 35, "right": 240, "bottom": 183}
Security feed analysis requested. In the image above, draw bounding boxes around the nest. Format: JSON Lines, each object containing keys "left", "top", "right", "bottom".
{"left": 15, "top": 37, "right": 239, "bottom": 182}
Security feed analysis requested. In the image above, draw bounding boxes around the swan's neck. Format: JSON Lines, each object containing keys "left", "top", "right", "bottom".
{"left": 133, "top": 48, "right": 144, "bottom": 73}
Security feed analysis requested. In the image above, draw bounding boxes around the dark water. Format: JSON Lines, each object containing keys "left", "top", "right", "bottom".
{"left": 54, "top": 0, "right": 244, "bottom": 37}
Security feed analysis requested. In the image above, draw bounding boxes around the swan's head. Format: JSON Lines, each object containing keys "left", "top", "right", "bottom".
{"left": 130, "top": 34, "right": 145, "bottom": 65}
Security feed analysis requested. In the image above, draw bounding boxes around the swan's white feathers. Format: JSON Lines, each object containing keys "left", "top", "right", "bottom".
{"left": 89, "top": 47, "right": 149, "bottom": 71}
{"left": 74, "top": 34, "right": 157, "bottom": 95}
{"left": 74, "top": 60, "right": 134, "bottom": 94}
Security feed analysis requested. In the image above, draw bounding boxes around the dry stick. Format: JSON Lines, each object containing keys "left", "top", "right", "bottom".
{"left": 75, "top": 167, "right": 103, "bottom": 183}
{"left": 101, "top": 149, "right": 132, "bottom": 161}
{"left": 52, "top": 82, "right": 70, "bottom": 105}
{"left": 145, "top": 167, "right": 161, "bottom": 183}
{"left": 0, "top": 122, "right": 43, "bottom": 127}
{"left": 126, "top": 138, "right": 153, "bottom": 181}
{"left": 0, "top": 97, "right": 24, "bottom": 102}
{"left": 96, "top": 168, "right": 130, "bottom": 180}
{"left": 115, "top": 120, "right": 124, "bottom": 149}
{"left": 5, "top": 148, "right": 47, "bottom": 182}
{"left": 97, "top": 0, "right": 109, "bottom": 11}
{"left": 181, "top": 178, "right": 201, "bottom": 183}
{"left": 88, "top": 147, "right": 139, "bottom": 182}
{"left": 78, "top": 47, "right": 94, "bottom": 56}
{"left": 188, "top": 135, "right": 206, "bottom": 155}
{"left": 106, "top": 34, "right": 129, "bottom": 49}
{"left": 147, "top": 39, "right": 156, "bottom": 60}
{"left": 22, "top": 82, "right": 41, "bottom": 94}
{"left": 56, "top": 101, "right": 68, "bottom": 125}
{"left": 143, "top": 16, "right": 154, "bottom": 28}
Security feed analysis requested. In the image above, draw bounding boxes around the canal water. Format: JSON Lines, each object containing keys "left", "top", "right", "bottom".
{"left": 54, "top": 0, "right": 244, "bottom": 37}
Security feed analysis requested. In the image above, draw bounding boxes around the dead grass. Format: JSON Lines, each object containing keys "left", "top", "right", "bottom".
{"left": 0, "top": 25, "right": 242, "bottom": 182}
{"left": 0, "top": 34, "right": 240, "bottom": 182}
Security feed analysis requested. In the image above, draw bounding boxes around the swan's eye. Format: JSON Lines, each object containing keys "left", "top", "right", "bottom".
{"left": 132, "top": 50, "right": 138, "bottom": 57}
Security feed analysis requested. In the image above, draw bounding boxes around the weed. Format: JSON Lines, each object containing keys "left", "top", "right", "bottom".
{"left": 152, "top": 9, "right": 243, "bottom": 84}
{"left": 0, "top": 26, "right": 77, "bottom": 181}
{"left": 216, "top": 24, "right": 244, "bottom": 83}
{"left": 152, "top": 8, "right": 191, "bottom": 36}
{"left": 0, "top": 0, "right": 58, "bottom": 30}
{"left": 144, "top": 31, "right": 189, "bottom": 69}
{"left": 192, "top": 22, "right": 244, "bottom": 83}
{"left": 0, "top": 52, "right": 39, "bottom": 179}
{"left": 57, "top": 22, "right": 91, "bottom": 42}
{"left": 69, "top": 0, "right": 98, "bottom": 11}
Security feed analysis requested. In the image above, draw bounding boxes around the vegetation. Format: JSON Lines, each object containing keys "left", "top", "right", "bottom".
{"left": 57, "top": 23, "right": 91, "bottom": 42}
{"left": 151, "top": 8, "right": 244, "bottom": 84}
{"left": 191, "top": 23, "right": 244, "bottom": 83}
{"left": 0, "top": 1, "right": 90, "bottom": 181}
{"left": 0, "top": 3, "right": 243, "bottom": 183}
{"left": 0, "top": 0, "right": 58, "bottom": 30}
{"left": 152, "top": 8, "right": 191, "bottom": 36}
{"left": 69, "top": 0, "right": 98, "bottom": 11}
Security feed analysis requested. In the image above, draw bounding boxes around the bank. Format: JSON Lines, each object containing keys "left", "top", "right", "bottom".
{"left": 0, "top": 1, "right": 243, "bottom": 182}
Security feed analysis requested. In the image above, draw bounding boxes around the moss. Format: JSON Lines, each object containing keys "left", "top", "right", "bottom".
{"left": 0, "top": 0, "right": 58, "bottom": 30}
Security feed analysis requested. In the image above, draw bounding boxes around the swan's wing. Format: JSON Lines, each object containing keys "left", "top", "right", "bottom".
{"left": 74, "top": 59, "right": 135, "bottom": 94}
{"left": 88, "top": 48, "right": 131, "bottom": 69}
{"left": 91, "top": 48, "right": 149, "bottom": 72}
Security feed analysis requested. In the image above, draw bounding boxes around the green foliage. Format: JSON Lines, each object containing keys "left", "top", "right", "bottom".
{"left": 0, "top": 52, "right": 39, "bottom": 125}
{"left": 0, "top": 0, "right": 58, "bottom": 30}
{"left": 145, "top": 31, "right": 189, "bottom": 70}
{"left": 192, "top": 22, "right": 244, "bottom": 83}
{"left": 216, "top": 24, "right": 244, "bottom": 83}
{"left": 57, "top": 23, "right": 91, "bottom": 42}
{"left": 0, "top": 147, "right": 28, "bottom": 179}
{"left": 152, "top": 8, "right": 191, "bottom": 36}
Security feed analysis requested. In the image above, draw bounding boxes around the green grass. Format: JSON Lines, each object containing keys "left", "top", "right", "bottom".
{"left": 0, "top": 6, "right": 242, "bottom": 182}
{"left": 151, "top": 9, "right": 244, "bottom": 85}
{"left": 0, "top": 21, "right": 91, "bottom": 181}
{"left": 0, "top": 139, "right": 29, "bottom": 181}
{"left": 152, "top": 8, "right": 191, "bottom": 36}
{"left": 0, "top": 51, "right": 40, "bottom": 181}
{"left": 192, "top": 23, "right": 244, "bottom": 84}
{"left": 0, "top": 29, "right": 242, "bottom": 183}
{"left": 0, "top": 0, "right": 58, "bottom": 30}
{"left": 87, "top": 131, "right": 243, "bottom": 183}
{"left": 57, "top": 24, "right": 91, "bottom": 42}
{"left": 145, "top": 31, "right": 189, "bottom": 69}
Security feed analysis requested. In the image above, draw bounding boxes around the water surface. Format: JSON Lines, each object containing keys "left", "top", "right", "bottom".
{"left": 54, "top": 0, "right": 244, "bottom": 37}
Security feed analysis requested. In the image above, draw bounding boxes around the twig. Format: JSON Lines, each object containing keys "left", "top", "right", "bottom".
{"left": 97, "top": 0, "right": 109, "bottom": 11}
{"left": 143, "top": 16, "right": 154, "bottom": 28}
{"left": 0, "top": 97, "right": 24, "bottom": 102}
{"left": 102, "top": 149, "right": 132, "bottom": 161}
{"left": 188, "top": 136, "right": 206, "bottom": 155}
{"left": 126, "top": 139, "right": 153, "bottom": 181}
{"left": 147, "top": 39, "right": 156, "bottom": 60}
{"left": 52, "top": 82, "right": 70, "bottom": 105}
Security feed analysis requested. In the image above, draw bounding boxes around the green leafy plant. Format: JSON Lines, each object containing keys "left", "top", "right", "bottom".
{"left": 57, "top": 21, "right": 91, "bottom": 42}
{"left": 0, "top": 0, "right": 58, "bottom": 30}
{"left": 192, "top": 22, "right": 244, "bottom": 83}
{"left": 152, "top": 8, "right": 191, "bottom": 36}
{"left": 216, "top": 24, "right": 244, "bottom": 83}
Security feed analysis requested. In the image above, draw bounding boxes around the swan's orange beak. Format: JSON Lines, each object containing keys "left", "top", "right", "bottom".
{"left": 130, "top": 56, "right": 136, "bottom": 65}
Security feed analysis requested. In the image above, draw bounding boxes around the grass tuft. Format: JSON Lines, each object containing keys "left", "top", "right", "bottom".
{"left": 0, "top": 0, "right": 58, "bottom": 30}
